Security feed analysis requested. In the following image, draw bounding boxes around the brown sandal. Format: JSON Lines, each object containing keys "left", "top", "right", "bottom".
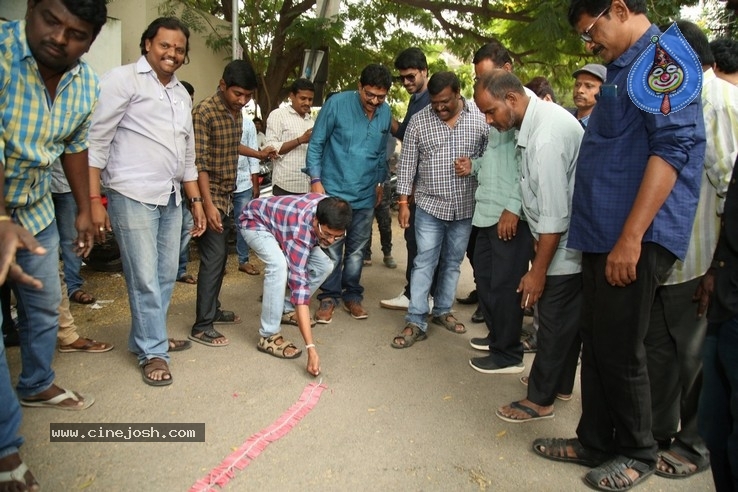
{"left": 431, "top": 313, "right": 466, "bottom": 334}
{"left": 141, "top": 358, "right": 172, "bottom": 386}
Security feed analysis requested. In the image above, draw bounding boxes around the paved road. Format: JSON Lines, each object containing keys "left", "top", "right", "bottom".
{"left": 6, "top": 230, "right": 715, "bottom": 491}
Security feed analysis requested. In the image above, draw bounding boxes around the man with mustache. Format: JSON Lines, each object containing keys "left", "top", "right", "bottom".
{"left": 391, "top": 71, "right": 488, "bottom": 348}
{"left": 307, "top": 64, "right": 393, "bottom": 323}
{"left": 571, "top": 63, "right": 606, "bottom": 127}
{"left": 89, "top": 17, "right": 206, "bottom": 385}
{"left": 264, "top": 78, "right": 316, "bottom": 196}
{"left": 0, "top": 0, "right": 106, "bottom": 414}
{"left": 533, "top": 1, "right": 706, "bottom": 490}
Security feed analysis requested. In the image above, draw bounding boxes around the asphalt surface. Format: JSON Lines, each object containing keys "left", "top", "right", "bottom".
{"left": 6, "top": 224, "right": 716, "bottom": 491}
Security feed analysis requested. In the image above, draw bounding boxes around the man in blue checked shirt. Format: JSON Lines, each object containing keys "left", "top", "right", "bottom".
{"left": 0, "top": 0, "right": 106, "bottom": 411}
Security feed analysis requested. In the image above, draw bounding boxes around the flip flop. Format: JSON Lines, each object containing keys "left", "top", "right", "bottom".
{"left": 20, "top": 388, "right": 95, "bottom": 411}
{"left": 213, "top": 310, "right": 242, "bottom": 325}
{"left": 58, "top": 337, "right": 114, "bottom": 353}
{"left": 0, "top": 462, "right": 38, "bottom": 491}
{"left": 168, "top": 338, "right": 192, "bottom": 352}
{"left": 495, "top": 401, "right": 554, "bottom": 423}
{"left": 188, "top": 328, "right": 230, "bottom": 347}
{"left": 141, "top": 358, "right": 172, "bottom": 387}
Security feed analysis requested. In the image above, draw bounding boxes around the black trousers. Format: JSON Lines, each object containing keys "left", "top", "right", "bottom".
{"left": 473, "top": 222, "right": 533, "bottom": 366}
{"left": 646, "top": 276, "right": 709, "bottom": 462}
{"left": 576, "top": 243, "right": 676, "bottom": 465}
{"left": 527, "top": 272, "right": 582, "bottom": 406}
{"left": 192, "top": 211, "right": 229, "bottom": 333}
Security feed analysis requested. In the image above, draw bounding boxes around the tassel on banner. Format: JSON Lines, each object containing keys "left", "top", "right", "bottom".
{"left": 190, "top": 381, "right": 327, "bottom": 492}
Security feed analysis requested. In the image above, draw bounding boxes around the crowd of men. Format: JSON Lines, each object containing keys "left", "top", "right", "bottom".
{"left": 2, "top": 0, "right": 738, "bottom": 490}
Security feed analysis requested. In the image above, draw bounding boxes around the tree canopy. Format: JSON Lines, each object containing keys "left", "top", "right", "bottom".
{"left": 161, "top": 0, "right": 733, "bottom": 115}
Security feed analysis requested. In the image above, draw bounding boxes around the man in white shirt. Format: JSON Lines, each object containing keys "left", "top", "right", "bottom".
{"left": 264, "top": 78, "right": 315, "bottom": 195}
{"left": 88, "top": 17, "right": 206, "bottom": 386}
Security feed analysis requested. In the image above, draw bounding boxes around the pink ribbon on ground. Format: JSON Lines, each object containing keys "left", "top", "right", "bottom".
{"left": 190, "top": 381, "right": 327, "bottom": 491}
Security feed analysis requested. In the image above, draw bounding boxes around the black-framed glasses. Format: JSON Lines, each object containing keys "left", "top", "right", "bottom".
{"left": 580, "top": 7, "right": 610, "bottom": 43}
{"left": 361, "top": 87, "right": 387, "bottom": 103}
{"left": 395, "top": 71, "right": 419, "bottom": 83}
{"left": 318, "top": 223, "right": 345, "bottom": 241}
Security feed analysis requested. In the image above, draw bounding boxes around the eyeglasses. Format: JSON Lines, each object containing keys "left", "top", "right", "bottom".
{"left": 580, "top": 7, "right": 610, "bottom": 43}
{"left": 318, "top": 223, "right": 345, "bottom": 241}
{"left": 361, "top": 87, "right": 387, "bottom": 103}
{"left": 395, "top": 71, "right": 419, "bottom": 83}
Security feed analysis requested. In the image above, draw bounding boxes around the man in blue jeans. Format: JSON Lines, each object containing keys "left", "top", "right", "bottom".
{"left": 307, "top": 64, "right": 393, "bottom": 323}
{"left": 1, "top": 0, "right": 107, "bottom": 410}
{"left": 89, "top": 17, "right": 206, "bottom": 385}
{"left": 241, "top": 194, "right": 350, "bottom": 376}
{"left": 233, "top": 117, "right": 276, "bottom": 275}
{"left": 391, "top": 72, "right": 488, "bottom": 348}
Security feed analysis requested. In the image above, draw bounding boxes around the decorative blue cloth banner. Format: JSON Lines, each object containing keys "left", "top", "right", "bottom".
{"left": 627, "top": 23, "right": 702, "bottom": 115}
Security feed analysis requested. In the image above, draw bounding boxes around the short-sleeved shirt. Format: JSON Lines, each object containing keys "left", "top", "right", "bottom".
{"left": 193, "top": 91, "right": 243, "bottom": 215}
{"left": 517, "top": 97, "right": 584, "bottom": 275}
{"left": 1, "top": 20, "right": 98, "bottom": 234}
{"left": 568, "top": 24, "right": 706, "bottom": 260}
{"left": 305, "top": 91, "right": 391, "bottom": 209}
{"left": 396, "top": 100, "right": 488, "bottom": 221}
{"left": 265, "top": 105, "right": 314, "bottom": 194}
{"left": 240, "top": 193, "right": 324, "bottom": 305}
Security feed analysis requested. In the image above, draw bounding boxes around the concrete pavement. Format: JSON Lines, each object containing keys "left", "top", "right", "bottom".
{"left": 6, "top": 233, "right": 715, "bottom": 491}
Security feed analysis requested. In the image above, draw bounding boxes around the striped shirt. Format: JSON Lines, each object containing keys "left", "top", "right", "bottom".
{"left": 1, "top": 20, "right": 98, "bottom": 234}
{"left": 193, "top": 91, "right": 242, "bottom": 215}
{"left": 666, "top": 69, "right": 738, "bottom": 284}
{"left": 397, "top": 99, "right": 488, "bottom": 221}
{"left": 240, "top": 193, "right": 324, "bottom": 305}
{"left": 265, "top": 105, "right": 314, "bottom": 194}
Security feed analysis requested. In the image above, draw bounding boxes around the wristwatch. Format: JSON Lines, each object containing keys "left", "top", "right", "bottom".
{"left": 190, "top": 197, "right": 203, "bottom": 204}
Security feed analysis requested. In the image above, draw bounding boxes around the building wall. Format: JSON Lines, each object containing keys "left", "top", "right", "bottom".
{"left": 0, "top": 0, "right": 231, "bottom": 105}
{"left": 107, "top": 0, "right": 232, "bottom": 104}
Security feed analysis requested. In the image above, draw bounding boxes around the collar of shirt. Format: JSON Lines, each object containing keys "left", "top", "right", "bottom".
{"left": 610, "top": 24, "right": 660, "bottom": 70}
{"left": 135, "top": 56, "right": 181, "bottom": 89}
{"left": 286, "top": 104, "right": 312, "bottom": 121}
{"left": 516, "top": 95, "right": 539, "bottom": 149}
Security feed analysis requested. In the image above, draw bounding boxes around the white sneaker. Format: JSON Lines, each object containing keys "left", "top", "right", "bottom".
{"left": 380, "top": 292, "right": 410, "bottom": 310}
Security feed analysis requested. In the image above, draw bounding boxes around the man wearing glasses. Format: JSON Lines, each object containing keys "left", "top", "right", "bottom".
{"left": 240, "top": 194, "right": 351, "bottom": 376}
{"left": 307, "top": 64, "right": 393, "bottom": 323}
{"left": 532, "top": 1, "right": 705, "bottom": 491}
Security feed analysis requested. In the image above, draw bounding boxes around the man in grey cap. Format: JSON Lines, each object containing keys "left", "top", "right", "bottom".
{"left": 571, "top": 63, "right": 606, "bottom": 128}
